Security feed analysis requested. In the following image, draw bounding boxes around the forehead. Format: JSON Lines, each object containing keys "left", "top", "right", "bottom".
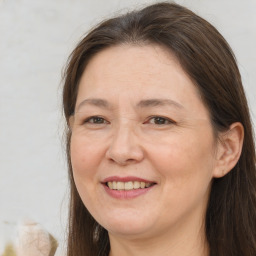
{"left": 81, "top": 44, "right": 181, "bottom": 80}
{"left": 76, "top": 44, "right": 209, "bottom": 118}
{"left": 78, "top": 44, "right": 188, "bottom": 94}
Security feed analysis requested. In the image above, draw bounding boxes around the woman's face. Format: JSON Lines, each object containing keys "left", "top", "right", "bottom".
{"left": 70, "top": 45, "right": 220, "bottom": 239}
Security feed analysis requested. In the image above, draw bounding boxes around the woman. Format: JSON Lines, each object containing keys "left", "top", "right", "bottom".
{"left": 62, "top": 2, "right": 256, "bottom": 256}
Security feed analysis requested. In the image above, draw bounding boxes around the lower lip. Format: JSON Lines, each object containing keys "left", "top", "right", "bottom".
{"left": 103, "top": 184, "right": 155, "bottom": 199}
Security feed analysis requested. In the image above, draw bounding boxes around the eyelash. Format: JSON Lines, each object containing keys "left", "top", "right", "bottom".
{"left": 83, "top": 116, "right": 176, "bottom": 126}
{"left": 146, "top": 116, "right": 176, "bottom": 125}
{"left": 84, "top": 116, "right": 109, "bottom": 125}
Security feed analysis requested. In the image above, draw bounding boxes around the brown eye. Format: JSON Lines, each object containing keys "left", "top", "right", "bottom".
{"left": 84, "top": 116, "right": 108, "bottom": 124}
{"left": 148, "top": 116, "right": 175, "bottom": 125}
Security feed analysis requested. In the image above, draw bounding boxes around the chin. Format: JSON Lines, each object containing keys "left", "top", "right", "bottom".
{"left": 97, "top": 211, "right": 156, "bottom": 238}
{"left": 107, "top": 224, "right": 153, "bottom": 239}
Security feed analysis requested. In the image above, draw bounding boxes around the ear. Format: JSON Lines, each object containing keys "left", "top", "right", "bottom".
{"left": 213, "top": 122, "right": 244, "bottom": 178}
{"left": 68, "top": 115, "right": 74, "bottom": 130}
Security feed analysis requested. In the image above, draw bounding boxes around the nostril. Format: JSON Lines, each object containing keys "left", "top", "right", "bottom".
{"left": 105, "top": 135, "right": 144, "bottom": 165}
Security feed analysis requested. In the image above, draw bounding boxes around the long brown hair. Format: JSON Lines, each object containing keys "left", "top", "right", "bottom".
{"left": 62, "top": 2, "right": 256, "bottom": 255}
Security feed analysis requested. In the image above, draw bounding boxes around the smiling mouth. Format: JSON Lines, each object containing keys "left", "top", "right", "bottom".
{"left": 106, "top": 181, "right": 155, "bottom": 190}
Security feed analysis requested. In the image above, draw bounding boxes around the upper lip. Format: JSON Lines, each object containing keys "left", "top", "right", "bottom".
{"left": 102, "top": 176, "right": 156, "bottom": 183}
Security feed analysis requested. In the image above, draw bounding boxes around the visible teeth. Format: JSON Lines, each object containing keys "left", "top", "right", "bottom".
{"left": 117, "top": 181, "right": 124, "bottom": 190}
{"left": 145, "top": 182, "right": 151, "bottom": 188}
{"left": 133, "top": 181, "right": 140, "bottom": 189}
{"left": 107, "top": 182, "right": 113, "bottom": 189}
{"left": 125, "top": 181, "right": 133, "bottom": 190}
{"left": 107, "top": 181, "right": 154, "bottom": 190}
{"left": 140, "top": 182, "right": 145, "bottom": 188}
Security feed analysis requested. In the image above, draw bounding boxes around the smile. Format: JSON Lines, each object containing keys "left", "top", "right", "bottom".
{"left": 102, "top": 176, "right": 157, "bottom": 199}
{"left": 106, "top": 181, "right": 154, "bottom": 190}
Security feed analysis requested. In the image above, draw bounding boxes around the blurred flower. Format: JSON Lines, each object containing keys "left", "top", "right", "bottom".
{"left": 16, "top": 221, "right": 58, "bottom": 256}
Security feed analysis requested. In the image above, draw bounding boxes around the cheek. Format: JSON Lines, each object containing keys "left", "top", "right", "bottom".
{"left": 70, "top": 135, "right": 105, "bottom": 193}
{"left": 150, "top": 137, "right": 214, "bottom": 220}
{"left": 148, "top": 132, "right": 215, "bottom": 191}
{"left": 70, "top": 136, "right": 104, "bottom": 209}
{"left": 70, "top": 134, "right": 104, "bottom": 172}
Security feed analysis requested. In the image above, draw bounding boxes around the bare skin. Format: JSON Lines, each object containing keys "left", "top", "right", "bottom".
{"left": 70, "top": 44, "right": 244, "bottom": 256}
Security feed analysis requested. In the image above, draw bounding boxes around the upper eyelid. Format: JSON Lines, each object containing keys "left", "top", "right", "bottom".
{"left": 81, "top": 115, "right": 176, "bottom": 123}
{"left": 84, "top": 116, "right": 109, "bottom": 123}
{"left": 146, "top": 116, "right": 176, "bottom": 123}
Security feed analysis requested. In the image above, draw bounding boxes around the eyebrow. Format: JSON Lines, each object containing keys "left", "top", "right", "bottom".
{"left": 136, "top": 99, "right": 184, "bottom": 109}
{"left": 76, "top": 98, "right": 184, "bottom": 112}
{"left": 76, "top": 98, "right": 110, "bottom": 112}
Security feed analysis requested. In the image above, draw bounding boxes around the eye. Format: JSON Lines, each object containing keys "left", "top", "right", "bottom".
{"left": 147, "top": 116, "right": 175, "bottom": 125}
{"left": 84, "top": 116, "right": 108, "bottom": 125}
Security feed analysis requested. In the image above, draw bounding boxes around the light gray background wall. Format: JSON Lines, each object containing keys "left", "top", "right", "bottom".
{"left": 0, "top": 0, "right": 255, "bottom": 255}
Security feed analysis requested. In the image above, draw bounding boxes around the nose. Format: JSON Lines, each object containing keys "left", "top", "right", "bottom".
{"left": 105, "top": 124, "right": 144, "bottom": 165}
